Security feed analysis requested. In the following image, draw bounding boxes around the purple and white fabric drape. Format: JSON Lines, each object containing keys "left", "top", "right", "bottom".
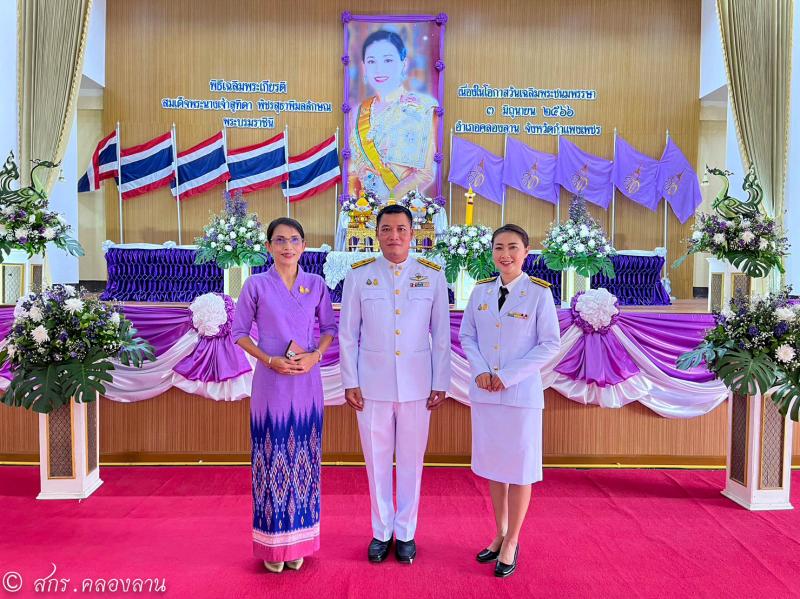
{"left": 0, "top": 293, "right": 726, "bottom": 418}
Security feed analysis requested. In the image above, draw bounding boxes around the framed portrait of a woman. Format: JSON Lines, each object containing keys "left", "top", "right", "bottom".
{"left": 341, "top": 12, "right": 447, "bottom": 205}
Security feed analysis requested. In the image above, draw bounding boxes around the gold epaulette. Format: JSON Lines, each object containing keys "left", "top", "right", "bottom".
{"left": 529, "top": 276, "right": 552, "bottom": 288}
{"left": 351, "top": 257, "right": 376, "bottom": 269}
{"left": 476, "top": 276, "right": 498, "bottom": 284}
{"left": 416, "top": 257, "right": 442, "bottom": 271}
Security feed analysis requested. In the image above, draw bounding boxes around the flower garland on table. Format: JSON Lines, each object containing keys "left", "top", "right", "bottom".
{"left": 541, "top": 196, "right": 616, "bottom": 278}
{"left": 194, "top": 190, "right": 267, "bottom": 269}
{"left": 426, "top": 224, "right": 494, "bottom": 284}
{"left": 399, "top": 190, "right": 442, "bottom": 226}
{"left": 678, "top": 289, "right": 800, "bottom": 420}
{"left": 0, "top": 285, "right": 154, "bottom": 413}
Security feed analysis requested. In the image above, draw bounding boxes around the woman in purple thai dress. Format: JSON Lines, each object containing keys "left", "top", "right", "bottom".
{"left": 232, "top": 217, "right": 337, "bottom": 573}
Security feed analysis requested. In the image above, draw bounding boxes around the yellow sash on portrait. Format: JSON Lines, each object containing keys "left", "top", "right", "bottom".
{"left": 356, "top": 98, "right": 401, "bottom": 190}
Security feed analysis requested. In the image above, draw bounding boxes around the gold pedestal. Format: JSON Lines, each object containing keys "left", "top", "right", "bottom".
{"left": 412, "top": 223, "right": 436, "bottom": 251}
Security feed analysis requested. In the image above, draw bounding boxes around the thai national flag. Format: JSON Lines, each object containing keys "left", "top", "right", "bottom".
{"left": 282, "top": 135, "right": 340, "bottom": 201}
{"left": 119, "top": 132, "right": 175, "bottom": 200}
{"left": 171, "top": 131, "right": 230, "bottom": 199}
{"left": 77, "top": 130, "right": 118, "bottom": 192}
{"left": 227, "top": 132, "right": 288, "bottom": 194}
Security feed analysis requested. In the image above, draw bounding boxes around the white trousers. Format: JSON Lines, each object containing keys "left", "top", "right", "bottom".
{"left": 356, "top": 399, "right": 431, "bottom": 542}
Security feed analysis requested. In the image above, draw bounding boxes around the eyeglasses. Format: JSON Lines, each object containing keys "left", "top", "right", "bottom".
{"left": 271, "top": 236, "right": 303, "bottom": 246}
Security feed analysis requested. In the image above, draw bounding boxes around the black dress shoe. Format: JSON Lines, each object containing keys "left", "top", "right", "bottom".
{"left": 476, "top": 547, "right": 500, "bottom": 563}
{"left": 368, "top": 537, "right": 392, "bottom": 563}
{"left": 494, "top": 545, "right": 519, "bottom": 578}
{"left": 395, "top": 539, "right": 416, "bottom": 564}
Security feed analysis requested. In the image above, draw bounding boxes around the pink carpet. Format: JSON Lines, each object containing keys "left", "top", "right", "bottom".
{"left": 1, "top": 466, "right": 799, "bottom": 598}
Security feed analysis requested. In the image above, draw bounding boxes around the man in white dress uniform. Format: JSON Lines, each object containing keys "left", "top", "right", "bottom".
{"left": 339, "top": 204, "right": 451, "bottom": 565}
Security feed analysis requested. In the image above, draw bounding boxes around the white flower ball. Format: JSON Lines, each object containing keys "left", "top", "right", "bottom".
{"left": 43, "top": 227, "right": 56, "bottom": 240}
{"left": 28, "top": 306, "right": 43, "bottom": 322}
{"left": 64, "top": 298, "right": 85, "bottom": 314}
{"left": 229, "top": 232, "right": 236, "bottom": 239}
{"left": 588, "top": 239, "right": 597, "bottom": 248}
{"left": 224, "top": 244, "right": 233, "bottom": 252}
{"left": 110, "top": 312, "right": 121, "bottom": 326}
{"left": 217, "top": 234, "right": 224, "bottom": 241}
{"left": 575, "top": 243, "right": 586, "bottom": 253}
{"left": 246, "top": 220, "right": 255, "bottom": 228}
{"left": 740, "top": 230, "right": 755, "bottom": 244}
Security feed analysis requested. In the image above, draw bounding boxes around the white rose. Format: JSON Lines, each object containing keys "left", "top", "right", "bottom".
{"left": 31, "top": 325, "right": 50, "bottom": 344}
{"left": 740, "top": 231, "right": 755, "bottom": 244}
{"left": 253, "top": 244, "right": 261, "bottom": 252}
{"left": 224, "top": 244, "right": 232, "bottom": 251}
{"left": 229, "top": 217, "right": 236, "bottom": 224}
{"left": 467, "top": 228, "right": 477, "bottom": 237}
{"left": 64, "top": 298, "right": 85, "bottom": 314}
{"left": 28, "top": 305, "right": 43, "bottom": 322}
{"left": 776, "top": 307, "right": 796, "bottom": 322}
{"left": 229, "top": 232, "right": 236, "bottom": 239}
{"left": 210, "top": 242, "right": 217, "bottom": 248}
{"left": 775, "top": 344, "right": 796, "bottom": 363}
{"left": 63, "top": 285, "right": 76, "bottom": 297}
{"left": 713, "top": 233, "right": 726, "bottom": 245}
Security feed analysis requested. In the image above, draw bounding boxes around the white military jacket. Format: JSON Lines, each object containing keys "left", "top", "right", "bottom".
{"left": 459, "top": 274, "right": 560, "bottom": 408}
{"left": 339, "top": 254, "right": 451, "bottom": 402}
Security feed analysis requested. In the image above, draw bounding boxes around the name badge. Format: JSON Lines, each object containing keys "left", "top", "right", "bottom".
{"left": 507, "top": 312, "right": 529, "bottom": 320}
{"left": 409, "top": 282, "right": 430, "bottom": 288}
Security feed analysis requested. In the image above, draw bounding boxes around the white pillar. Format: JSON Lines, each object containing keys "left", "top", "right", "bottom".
{"left": 785, "top": 7, "right": 800, "bottom": 291}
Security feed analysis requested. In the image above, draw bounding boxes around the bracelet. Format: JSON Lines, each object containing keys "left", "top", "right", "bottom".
{"left": 267, "top": 356, "right": 273, "bottom": 368}
{"left": 314, "top": 349, "right": 323, "bottom": 362}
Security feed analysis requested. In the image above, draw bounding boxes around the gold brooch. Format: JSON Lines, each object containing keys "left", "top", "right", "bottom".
{"left": 299, "top": 286, "right": 311, "bottom": 294}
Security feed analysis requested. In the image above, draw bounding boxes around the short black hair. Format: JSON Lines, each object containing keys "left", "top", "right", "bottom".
{"left": 376, "top": 204, "right": 413, "bottom": 228}
{"left": 362, "top": 29, "right": 407, "bottom": 62}
{"left": 266, "top": 217, "right": 305, "bottom": 242}
{"left": 492, "top": 224, "right": 529, "bottom": 247}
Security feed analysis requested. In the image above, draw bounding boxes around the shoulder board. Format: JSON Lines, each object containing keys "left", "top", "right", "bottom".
{"left": 529, "top": 276, "right": 552, "bottom": 288}
{"left": 476, "top": 276, "right": 498, "bottom": 285}
{"left": 351, "top": 257, "right": 376, "bottom": 269}
{"left": 416, "top": 257, "right": 442, "bottom": 271}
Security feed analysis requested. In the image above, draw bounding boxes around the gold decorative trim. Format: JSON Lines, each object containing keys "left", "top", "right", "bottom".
{"left": 46, "top": 399, "right": 76, "bottom": 480}
{"left": 758, "top": 396, "right": 785, "bottom": 490}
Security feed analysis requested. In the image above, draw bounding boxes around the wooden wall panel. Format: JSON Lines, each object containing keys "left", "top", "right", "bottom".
{"left": 104, "top": 0, "right": 700, "bottom": 298}
{"left": 4, "top": 392, "right": 800, "bottom": 466}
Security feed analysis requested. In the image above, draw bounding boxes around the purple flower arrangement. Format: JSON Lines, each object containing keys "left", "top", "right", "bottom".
{"left": 194, "top": 190, "right": 267, "bottom": 269}
{"left": 0, "top": 201, "right": 82, "bottom": 258}
{"left": 399, "top": 190, "right": 442, "bottom": 226}
{"left": 541, "top": 196, "right": 616, "bottom": 278}
{"left": 678, "top": 289, "right": 800, "bottom": 419}
{"left": 675, "top": 211, "right": 789, "bottom": 278}
{"left": 0, "top": 285, "right": 154, "bottom": 413}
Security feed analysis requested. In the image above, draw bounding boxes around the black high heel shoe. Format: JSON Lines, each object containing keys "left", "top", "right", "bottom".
{"left": 476, "top": 547, "right": 500, "bottom": 563}
{"left": 494, "top": 545, "right": 519, "bottom": 578}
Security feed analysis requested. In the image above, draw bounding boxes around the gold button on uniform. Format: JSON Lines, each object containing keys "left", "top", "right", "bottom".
{"left": 395, "top": 289, "right": 400, "bottom": 295}
{"left": 395, "top": 350, "right": 401, "bottom": 356}
{"left": 395, "top": 329, "right": 401, "bottom": 335}
{"left": 395, "top": 309, "right": 401, "bottom": 315}
{"left": 395, "top": 271, "right": 401, "bottom": 276}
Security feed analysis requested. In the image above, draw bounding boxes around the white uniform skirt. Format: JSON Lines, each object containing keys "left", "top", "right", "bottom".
{"left": 470, "top": 402, "right": 543, "bottom": 485}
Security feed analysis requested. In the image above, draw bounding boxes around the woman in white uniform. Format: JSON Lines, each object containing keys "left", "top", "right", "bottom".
{"left": 459, "top": 224, "right": 560, "bottom": 578}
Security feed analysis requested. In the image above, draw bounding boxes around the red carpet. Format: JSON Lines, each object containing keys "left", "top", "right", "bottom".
{"left": 1, "top": 466, "right": 799, "bottom": 598}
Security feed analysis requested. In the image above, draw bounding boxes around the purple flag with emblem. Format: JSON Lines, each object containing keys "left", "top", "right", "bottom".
{"left": 502, "top": 137, "right": 558, "bottom": 204}
{"left": 657, "top": 139, "right": 702, "bottom": 224}
{"left": 448, "top": 136, "right": 505, "bottom": 205}
{"left": 556, "top": 137, "right": 613, "bottom": 208}
{"left": 612, "top": 136, "right": 660, "bottom": 211}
